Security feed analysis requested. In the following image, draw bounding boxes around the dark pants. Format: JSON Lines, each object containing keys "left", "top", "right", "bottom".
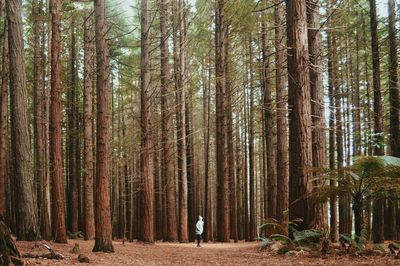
{"left": 196, "top": 234, "right": 202, "bottom": 246}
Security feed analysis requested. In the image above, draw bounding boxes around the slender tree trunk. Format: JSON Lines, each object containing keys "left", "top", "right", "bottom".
{"left": 215, "top": 0, "right": 230, "bottom": 242}
{"left": 68, "top": 15, "right": 79, "bottom": 234}
{"left": 139, "top": 0, "right": 154, "bottom": 244}
{"left": 0, "top": 4, "right": 8, "bottom": 219}
{"left": 307, "top": 0, "right": 327, "bottom": 229}
{"left": 7, "top": 0, "right": 40, "bottom": 241}
{"left": 369, "top": 0, "right": 385, "bottom": 243}
{"left": 172, "top": 0, "right": 188, "bottom": 243}
{"left": 327, "top": 0, "right": 337, "bottom": 242}
{"left": 33, "top": 0, "right": 48, "bottom": 239}
{"left": 235, "top": 119, "right": 243, "bottom": 240}
{"left": 203, "top": 45, "right": 213, "bottom": 242}
{"left": 286, "top": 0, "right": 313, "bottom": 230}
{"left": 261, "top": 18, "right": 277, "bottom": 222}
{"left": 387, "top": 0, "right": 399, "bottom": 240}
{"left": 225, "top": 33, "right": 237, "bottom": 242}
{"left": 353, "top": 17, "right": 361, "bottom": 157}
{"left": 274, "top": 0, "right": 289, "bottom": 235}
{"left": 83, "top": 8, "right": 95, "bottom": 241}
{"left": 49, "top": 0, "right": 67, "bottom": 244}
{"left": 160, "top": 0, "right": 177, "bottom": 242}
{"left": 247, "top": 36, "right": 256, "bottom": 241}
{"left": 388, "top": 0, "right": 400, "bottom": 157}
{"left": 93, "top": 0, "right": 114, "bottom": 252}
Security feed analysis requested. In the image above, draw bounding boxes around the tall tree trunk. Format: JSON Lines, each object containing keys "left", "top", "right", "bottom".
{"left": 369, "top": 0, "right": 385, "bottom": 243}
{"left": 286, "top": 0, "right": 313, "bottom": 230}
{"left": 160, "top": 0, "right": 177, "bottom": 242}
{"left": 68, "top": 15, "right": 79, "bottom": 234}
{"left": 139, "top": 0, "right": 154, "bottom": 244}
{"left": 93, "top": 0, "right": 114, "bottom": 252}
{"left": 307, "top": 0, "right": 327, "bottom": 229}
{"left": 274, "top": 0, "right": 289, "bottom": 235}
{"left": 49, "top": 0, "right": 67, "bottom": 244}
{"left": 388, "top": 0, "right": 399, "bottom": 240}
{"left": 261, "top": 18, "right": 277, "bottom": 221}
{"left": 248, "top": 36, "right": 256, "bottom": 241}
{"left": 7, "top": 0, "right": 40, "bottom": 241}
{"left": 83, "top": 8, "right": 95, "bottom": 241}
{"left": 331, "top": 32, "right": 346, "bottom": 236}
{"left": 225, "top": 33, "right": 237, "bottom": 242}
{"left": 215, "top": 0, "right": 230, "bottom": 242}
{"left": 327, "top": 0, "right": 337, "bottom": 242}
{"left": 172, "top": 0, "right": 188, "bottom": 243}
{"left": 388, "top": 0, "right": 400, "bottom": 157}
{"left": 203, "top": 44, "right": 213, "bottom": 242}
{"left": 33, "top": 0, "right": 48, "bottom": 239}
{"left": 0, "top": 3, "right": 8, "bottom": 219}
{"left": 353, "top": 17, "right": 361, "bottom": 157}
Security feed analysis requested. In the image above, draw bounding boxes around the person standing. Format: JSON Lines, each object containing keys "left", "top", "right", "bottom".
{"left": 195, "top": 216, "right": 204, "bottom": 247}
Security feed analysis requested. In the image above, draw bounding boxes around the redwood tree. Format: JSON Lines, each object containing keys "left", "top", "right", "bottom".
{"left": 387, "top": 0, "right": 399, "bottom": 241}
{"left": 139, "top": 0, "right": 154, "bottom": 243}
{"left": 307, "top": 0, "right": 327, "bottom": 229}
{"left": 160, "top": 0, "right": 177, "bottom": 242}
{"left": 93, "top": 0, "right": 114, "bottom": 252}
{"left": 369, "top": 0, "right": 385, "bottom": 244}
{"left": 274, "top": 0, "right": 289, "bottom": 235}
{"left": 215, "top": 0, "right": 230, "bottom": 242}
{"left": 83, "top": 8, "right": 95, "bottom": 241}
{"left": 0, "top": 2, "right": 8, "bottom": 219}
{"left": 286, "top": 0, "right": 313, "bottom": 229}
{"left": 7, "top": 0, "right": 40, "bottom": 241}
{"left": 49, "top": 0, "right": 67, "bottom": 244}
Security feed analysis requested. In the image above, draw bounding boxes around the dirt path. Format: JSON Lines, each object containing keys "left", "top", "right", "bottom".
{"left": 17, "top": 240, "right": 398, "bottom": 265}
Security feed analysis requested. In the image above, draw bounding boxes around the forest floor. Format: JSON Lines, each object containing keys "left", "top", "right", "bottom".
{"left": 16, "top": 239, "right": 399, "bottom": 266}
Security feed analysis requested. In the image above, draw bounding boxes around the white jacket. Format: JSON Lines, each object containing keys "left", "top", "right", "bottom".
{"left": 195, "top": 217, "right": 204, "bottom": 235}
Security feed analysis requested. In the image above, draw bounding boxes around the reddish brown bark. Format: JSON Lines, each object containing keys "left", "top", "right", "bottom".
{"left": 307, "top": 0, "right": 327, "bottom": 229}
{"left": 67, "top": 15, "right": 79, "bottom": 234}
{"left": 49, "top": 0, "right": 67, "bottom": 244}
{"left": 93, "top": 0, "right": 114, "bottom": 252}
{"left": 83, "top": 8, "right": 95, "bottom": 241}
{"left": 8, "top": 0, "right": 40, "bottom": 241}
{"left": 286, "top": 0, "right": 313, "bottom": 230}
{"left": 387, "top": 0, "right": 399, "bottom": 241}
{"left": 274, "top": 0, "right": 289, "bottom": 235}
{"left": 0, "top": 3, "right": 8, "bottom": 219}
{"left": 261, "top": 18, "right": 277, "bottom": 221}
{"left": 369, "top": 0, "right": 385, "bottom": 243}
{"left": 160, "top": 0, "right": 178, "bottom": 242}
{"left": 215, "top": 0, "right": 230, "bottom": 242}
{"left": 248, "top": 36, "right": 256, "bottom": 241}
{"left": 139, "top": 0, "right": 154, "bottom": 244}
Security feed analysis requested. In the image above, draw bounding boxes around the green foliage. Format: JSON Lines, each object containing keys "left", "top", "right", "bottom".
{"left": 257, "top": 237, "right": 274, "bottom": 250}
{"left": 277, "top": 246, "right": 292, "bottom": 255}
{"left": 293, "top": 230, "right": 323, "bottom": 245}
{"left": 339, "top": 234, "right": 365, "bottom": 251}
{"left": 270, "top": 234, "right": 294, "bottom": 245}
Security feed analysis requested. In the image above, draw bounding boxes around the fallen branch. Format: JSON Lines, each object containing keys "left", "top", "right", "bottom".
{"left": 22, "top": 243, "right": 65, "bottom": 260}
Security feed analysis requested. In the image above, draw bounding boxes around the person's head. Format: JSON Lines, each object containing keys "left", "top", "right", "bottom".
{"left": 198, "top": 216, "right": 203, "bottom": 221}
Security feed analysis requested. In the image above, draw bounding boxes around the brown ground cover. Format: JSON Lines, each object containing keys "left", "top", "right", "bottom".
{"left": 16, "top": 240, "right": 399, "bottom": 265}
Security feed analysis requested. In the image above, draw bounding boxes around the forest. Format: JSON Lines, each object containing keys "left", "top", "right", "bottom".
{"left": 1, "top": 0, "right": 400, "bottom": 265}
